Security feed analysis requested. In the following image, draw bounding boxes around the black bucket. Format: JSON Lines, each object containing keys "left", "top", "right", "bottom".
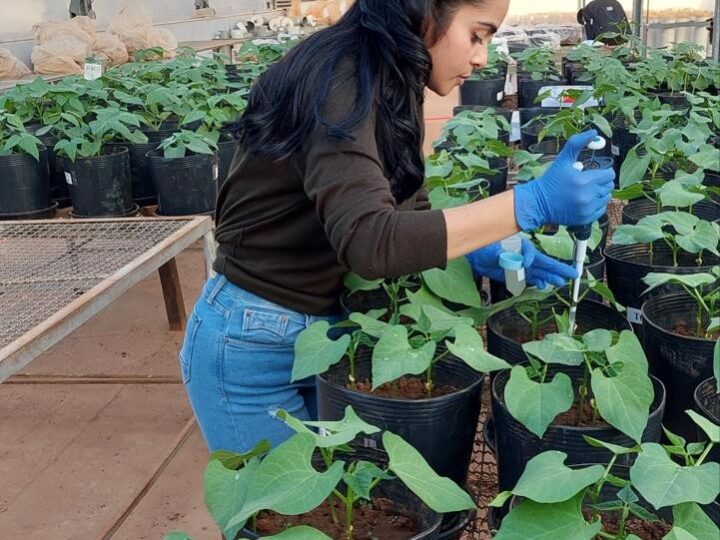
{"left": 108, "top": 141, "right": 158, "bottom": 206}
{"left": 453, "top": 105, "right": 514, "bottom": 124}
{"left": 605, "top": 244, "right": 720, "bottom": 334}
{"left": 62, "top": 146, "right": 134, "bottom": 217}
{"left": 657, "top": 92, "right": 691, "bottom": 110}
{"left": 490, "top": 368, "right": 666, "bottom": 493}
{"left": 217, "top": 135, "right": 239, "bottom": 189}
{"left": 622, "top": 198, "right": 720, "bottom": 224}
{"left": 36, "top": 132, "right": 70, "bottom": 205}
{"left": 0, "top": 148, "right": 51, "bottom": 216}
{"left": 436, "top": 508, "right": 475, "bottom": 540}
{"left": 317, "top": 350, "right": 484, "bottom": 485}
{"left": 236, "top": 475, "right": 443, "bottom": 539}
{"left": 519, "top": 107, "right": 561, "bottom": 149}
{"left": 517, "top": 78, "right": 564, "bottom": 108}
{"left": 477, "top": 156, "right": 508, "bottom": 196}
{"left": 694, "top": 377, "right": 720, "bottom": 467}
{"left": 146, "top": 150, "right": 218, "bottom": 216}
{"left": 460, "top": 78, "right": 506, "bottom": 107}
{"left": 486, "top": 299, "right": 630, "bottom": 365}
{"left": 489, "top": 248, "right": 606, "bottom": 305}
{"left": 642, "top": 293, "right": 719, "bottom": 441}
{"left": 610, "top": 113, "right": 641, "bottom": 182}
{"left": 705, "top": 170, "right": 720, "bottom": 204}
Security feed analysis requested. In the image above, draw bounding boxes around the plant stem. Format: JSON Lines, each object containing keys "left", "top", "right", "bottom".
{"left": 345, "top": 486, "right": 355, "bottom": 540}
{"left": 577, "top": 357, "right": 591, "bottom": 426}
{"left": 696, "top": 442, "right": 715, "bottom": 466}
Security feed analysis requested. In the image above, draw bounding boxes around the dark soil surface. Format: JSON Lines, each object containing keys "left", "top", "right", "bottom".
{"left": 515, "top": 324, "right": 590, "bottom": 345}
{"left": 593, "top": 513, "right": 673, "bottom": 539}
{"left": 352, "top": 376, "right": 458, "bottom": 399}
{"left": 251, "top": 497, "right": 422, "bottom": 539}
{"left": 670, "top": 320, "right": 719, "bottom": 340}
{"left": 555, "top": 400, "right": 610, "bottom": 428}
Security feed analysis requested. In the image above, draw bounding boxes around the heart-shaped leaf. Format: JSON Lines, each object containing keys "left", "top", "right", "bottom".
{"left": 446, "top": 323, "right": 510, "bottom": 373}
{"left": 280, "top": 406, "right": 380, "bottom": 448}
{"left": 663, "top": 502, "right": 720, "bottom": 540}
{"left": 522, "top": 334, "right": 585, "bottom": 366}
{"left": 505, "top": 366, "right": 574, "bottom": 438}
{"left": 631, "top": 443, "right": 720, "bottom": 509}
{"left": 371, "top": 326, "right": 435, "bottom": 389}
{"left": 292, "top": 321, "right": 351, "bottom": 382}
{"left": 421, "top": 257, "right": 483, "bottom": 307}
{"left": 383, "top": 431, "right": 476, "bottom": 512}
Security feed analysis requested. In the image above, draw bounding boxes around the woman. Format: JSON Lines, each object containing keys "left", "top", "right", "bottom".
{"left": 180, "top": 0, "right": 615, "bottom": 453}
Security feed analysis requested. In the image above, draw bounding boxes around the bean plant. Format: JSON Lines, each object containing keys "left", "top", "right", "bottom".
{"left": 0, "top": 112, "right": 43, "bottom": 160}
{"left": 512, "top": 46, "right": 561, "bottom": 81}
{"left": 642, "top": 269, "right": 720, "bottom": 338}
{"left": 166, "top": 406, "right": 475, "bottom": 540}
{"left": 492, "top": 411, "right": 719, "bottom": 539}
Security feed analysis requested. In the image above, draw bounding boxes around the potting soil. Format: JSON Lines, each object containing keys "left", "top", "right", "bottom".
{"left": 352, "top": 377, "right": 457, "bottom": 399}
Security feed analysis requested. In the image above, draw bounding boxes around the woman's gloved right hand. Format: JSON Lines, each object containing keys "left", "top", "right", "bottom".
{"left": 514, "top": 130, "right": 615, "bottom": 231}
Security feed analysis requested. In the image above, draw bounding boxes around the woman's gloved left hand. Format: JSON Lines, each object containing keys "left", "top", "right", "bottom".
{"left": 466, "top": 238, "right": 579, "bottom": 289}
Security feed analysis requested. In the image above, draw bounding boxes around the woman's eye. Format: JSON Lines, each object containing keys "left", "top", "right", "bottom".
{"left": 473, "top": 34, "right": 486, "bottom": 45}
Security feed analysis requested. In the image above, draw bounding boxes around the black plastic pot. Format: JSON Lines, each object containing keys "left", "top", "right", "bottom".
{"left": 236, "top": 477, "right": 443, "bottom": 539}
{"left": 517, "top": 77, "right": 564, "bottom": 108}
{"left": 657, "top": 92, "right": 691, "bottom": 110}
{"left": 146, "top": 150, "right": 218, "bottom": 216}
{"left": 62, "top": 146, "right": 134, "bottom": 217}
{"left": 460, "top": 77, "right": 506, "bottom": 107}
{"left": 436, "top": 508, "right": 475, "bottom": 540}
{"left": 528, "top": 138, "right": 566, "bottom": 155}
{"left": 476, "top": 156, "right": 508, "bottom": 196}
{"left": 217, "top": 134, "right": 239, "bottom": 189}
{"left": 622, "top": 198, "right": 720, "bottom": 225}
{"left": 36, "top": 132, "right": 70, "bottom": 206}
{"left": 605, "top": 244, "right": 720, "bottom": 334}
{"left": 0, "top": 147, "right": 51, "bottom": 217}
{"left": 490, "top": 368, "right": 666, "bottom": 493}
{"left": 108, "top": 141, "right": 158, "bottom": 206}
{"left": 489, "top": 248, "right": 606, "bottom": 305}
{"left": 642, "top": 293, "right": 718, "bottom": 441}
{"left": 694, "top": 377, "right": 720, "bottom": 467}
{"left": 487, "top": 299, "right": 631, "bottom": 365}
{"left": 705, "top": 170, "right": 720, "bottom": 204}
{"left": 519, "top": 107, "right": 561, "bottom": 149}
{"left": 317, "top": 350, "right": 484, "bottom": 485}
{"left": 610, "top": 113, "right": 642, "bottom": 182}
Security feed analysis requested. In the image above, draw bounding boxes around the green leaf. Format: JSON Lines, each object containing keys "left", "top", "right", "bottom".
{"left": 343, "top": 273, "right": 383, "bottom": 293}
{"left": 689, "top": 147, "right": 720, "bottom": 172}
{"left": 630, "top": 443, "right": 720, "bottom": 509}
{"left": 510, "top": 451, "right": 604, "bottom": 503}
{"left": 677, "top": 220, "right": 720, "bottom": 257}
{"left": 181, "top": 110, "right": 207, "bottom": 126}
{"left": 421, "top": 258, "right": 483, "bottom": 308}
{"left": 209, "top": 439, "right": 271, "bottom": 470}
{"left": 582, "top": 436, "right": 641, "bottom": 455}
{"left": 642, "top": 272, "right": 717, "bottom": 296}
{"left": 371, "top": 326, "right": 435, "bottom": 389}
{"left": 663, "top": 502, "right": 720, "bottom": 540}
{"left": 18, "top": 134, "right": 40, "bottom": 160}
{"left": 592, "top": 331, "right": 653, "bottom": 442}
{"left": 204, "top": 458, "right": 258, "bottom": 538}
{"left": 446, "top": 323, "right": 511, "bottom": 373}
{"left": 186, "top": 138, "right": 215, "bottom": 155}
{"left": 522, "top": 334, "right": 585, "bottom": 366}
{"left": 657, "top": 181, "right": 706, "bottom": 208}
{"left": 260, "top": 526, "right": 332, "bottom": 540}
{"left": 383, "top": 431, "right": 476, "bottom": 512}
{"left": 494, "top": 493, "right": 602, "bottom": 540}
{"left": 342, "top": 460, "right": 394, "bottom": 500}
{"left": 505, "top": 366, "right": 574, "bottom": 438}
{"left": 714, "top": 339, "right": 719, "bottom": 390}
{"left": 685, "top": 410, "right": 719, "bottom": 443}
{"left": 582, "top": 329, "right": 613, "bottom": 352}
{"left": 348, "top": 312, "right": 390, "bottom": 339}
{"left": 285, "top": 406, "right": 381, "bottom": 448}
{"left": 291, "top": 321, "right": 351, "bottom": 382}
{"left": 164, "top": 533, "right": 193, "bottom": 540}
{"left": 619, "top": 147, "right": 652, "bottom": 189}
{"left": 418, "top": 304, "right": 474, "bottom": 334}
{"left": 225, "top": 433, "right": 344, "bottom": 529}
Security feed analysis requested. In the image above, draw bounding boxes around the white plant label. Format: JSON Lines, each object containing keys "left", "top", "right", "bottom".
{"left": 496, "top": 91, "right": 504, "bottom": 102}
{"left": 510, "top": 110, "right": 521, "bottom": 143}
{"left": 539, "top": 85, "right": 599, "bottom": 108}
{"left": 626, "top": 307, "right": 643, "bottom": 325}
{"left": 84, "top": 63, "right": 103, "bottom": 81}
{"left": 611, "top": 144, "right": 620, "bottom": 156}
{"left": 64, "top": 172, "right": 76, "bottom": 186}
{"left": 213, "top": 161, "right": 219, "bottom": 182}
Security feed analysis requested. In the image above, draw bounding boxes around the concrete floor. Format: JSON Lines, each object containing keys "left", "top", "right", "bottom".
{"left": 0, "top": 88, "right": 458, "bottom": 540}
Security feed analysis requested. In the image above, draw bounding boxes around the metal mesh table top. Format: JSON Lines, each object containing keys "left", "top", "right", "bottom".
{"left": 0, "top": 219, "right": 199, "bottom": 350}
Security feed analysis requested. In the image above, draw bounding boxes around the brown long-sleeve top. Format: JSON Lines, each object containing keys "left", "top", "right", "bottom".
{"left": 213, "top": 62, "right": 448, "bottom": 315}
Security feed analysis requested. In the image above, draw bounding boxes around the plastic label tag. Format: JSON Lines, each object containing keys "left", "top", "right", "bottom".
{"left": 64, "top": 171, "right": 76, "bottom": 186}
{"left": 626, "top": 307, "right": 643, "bottom": 325}
{"left": 510, "top": 110, "right": 521, "bottom": 142}
{"left": 539, "top": 85, "right": 599, "bottom": 108}
{"left": 84, "top": 63, "right": 103, "bottom": 81}
{"left": 496, "top": 91, "right": 504, "bottom": 102}
{"left": 359, "top": 437, "right": 378, "bottom": 449}
{"left": 611, "top": 144, "right": 620, "bottom": 156}
{"left": 213, "top": 161, "right": 219, "bottom": 182}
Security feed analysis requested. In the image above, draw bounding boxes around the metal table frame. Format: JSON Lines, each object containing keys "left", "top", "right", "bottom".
{"left": 0, "top": 216, "right": 215, "bottom": 383}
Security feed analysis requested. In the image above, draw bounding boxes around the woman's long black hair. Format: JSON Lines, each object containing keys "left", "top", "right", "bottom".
{"left": 229, "top": 0, "right": 476, "bottom": 203}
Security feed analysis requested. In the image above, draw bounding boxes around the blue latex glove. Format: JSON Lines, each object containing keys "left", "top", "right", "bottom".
{"left": 514, "top": 130, "right": 615, "bottom": 231}
{"left": 467, "top": 239, "right": 579, "bottom": 289}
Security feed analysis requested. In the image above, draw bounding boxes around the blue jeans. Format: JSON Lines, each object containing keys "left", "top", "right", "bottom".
{"left": 179, "top": 274, "right": 343, "bottom": 453}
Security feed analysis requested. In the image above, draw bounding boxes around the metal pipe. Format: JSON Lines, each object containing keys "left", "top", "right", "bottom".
{"left": 633, "top": 0, "right": 643, "bottom": 38}
{"left": 713, "top": 0, "right": 719, "bottom": 61}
